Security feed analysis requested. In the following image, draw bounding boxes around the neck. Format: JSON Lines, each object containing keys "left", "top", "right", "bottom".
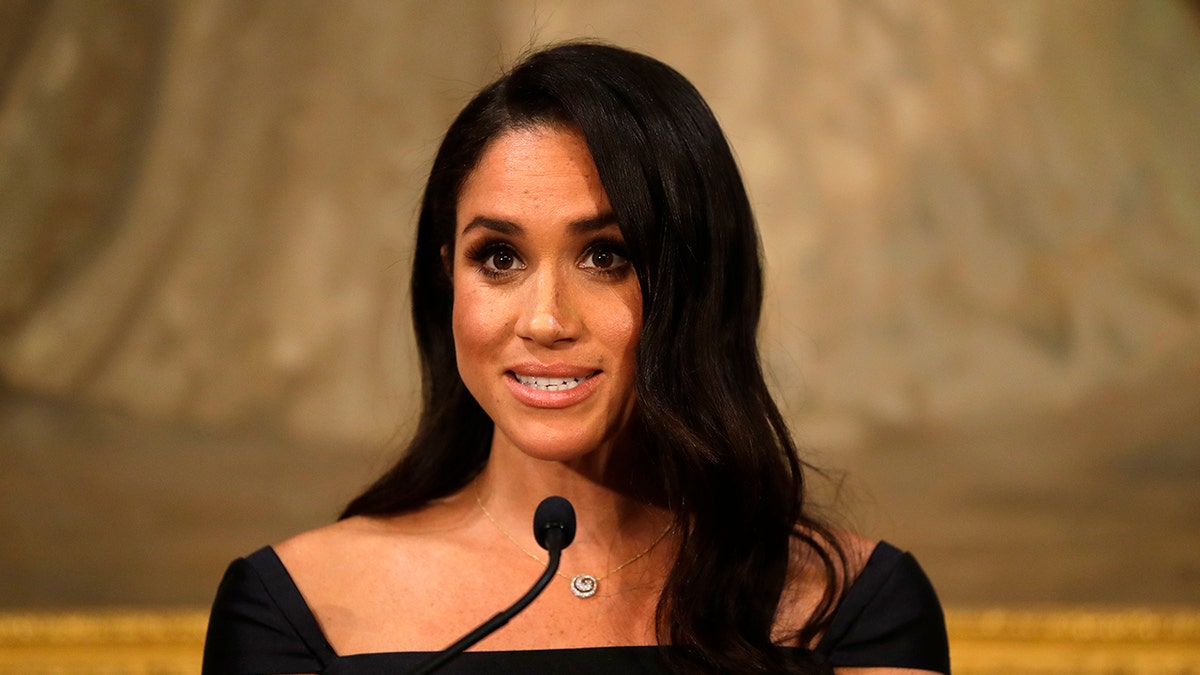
{"left": 472, "top": 436, "right": 675, "bottom": 584}
{"left": 477, "top": 461, "right": 663, "bottom": 545}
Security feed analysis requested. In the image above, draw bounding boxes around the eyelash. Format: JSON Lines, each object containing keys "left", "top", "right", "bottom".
{"left": 462, "top": 238, "right": 631, "bottom": 281}
{"left": 464, "top": 240, "right": 522, "bottom": 280}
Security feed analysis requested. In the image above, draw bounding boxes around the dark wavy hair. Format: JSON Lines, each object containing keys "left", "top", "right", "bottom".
{"left": 343, "top": 41, "right": 847, "bottom": 673}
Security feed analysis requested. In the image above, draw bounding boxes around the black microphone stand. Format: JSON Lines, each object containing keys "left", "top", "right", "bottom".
{"left": 407, "top": 519, "right": 567, "bottom": 675}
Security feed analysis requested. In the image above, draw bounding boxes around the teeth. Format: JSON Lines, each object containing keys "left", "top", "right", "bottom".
{"left": 514, "top": 373, "right": 593, "bottom": 391}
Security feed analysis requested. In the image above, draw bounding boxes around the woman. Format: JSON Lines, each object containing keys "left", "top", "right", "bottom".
{"left": 203, "top": 42, "right": 950, "bottom": 674}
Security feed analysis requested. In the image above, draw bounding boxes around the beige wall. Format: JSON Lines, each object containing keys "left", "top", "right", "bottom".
{"left": 2, "top": 1, "right": 1198, "bottom": 607}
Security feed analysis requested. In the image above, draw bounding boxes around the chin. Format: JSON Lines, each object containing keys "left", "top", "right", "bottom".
{"left": 496, "top": 425, "right": 616, "bottom": 464}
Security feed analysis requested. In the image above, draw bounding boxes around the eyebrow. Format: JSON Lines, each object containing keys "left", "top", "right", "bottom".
{"left": 460, "top": 212, "right": 620, "bottom": 237}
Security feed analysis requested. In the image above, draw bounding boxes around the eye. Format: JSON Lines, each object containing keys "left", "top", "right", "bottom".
{"left": 464, "top": 240, "right": 525, "bottom": 279}
{"left": 580, "top": 242, "right": 630, "bottom": 274}
{"left": 487, "top": 248, "right": 519, "bottom": 271}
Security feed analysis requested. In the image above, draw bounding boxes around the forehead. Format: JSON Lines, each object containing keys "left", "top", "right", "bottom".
{"left": 455, "top": 126, "right": 612, "bottom": 235}
{"left": 472, "top": 125, "right": 595, "bottom": 178}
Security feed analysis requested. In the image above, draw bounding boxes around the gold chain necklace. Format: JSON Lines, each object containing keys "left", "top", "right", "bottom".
{"left": 473, "top": 483, "right": 673, "bottom": 599}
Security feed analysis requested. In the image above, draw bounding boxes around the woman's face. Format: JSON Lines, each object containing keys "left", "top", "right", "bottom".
{"left": 450, "top": 126, "right": 642, "bottom": 464}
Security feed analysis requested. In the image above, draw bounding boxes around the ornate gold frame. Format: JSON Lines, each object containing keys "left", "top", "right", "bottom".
{"left": 948, "top": 608, "right": 1200, "bottom": 673}
{"left": 0, "top": 610, "right": 205, "bottom": 674}
{"left": 1, "top": 608, "right": 1198, "bottom": 674}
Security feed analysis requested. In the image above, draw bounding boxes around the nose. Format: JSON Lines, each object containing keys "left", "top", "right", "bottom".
{"left": 516, "top": 268, "right": 580, "bottom": 347}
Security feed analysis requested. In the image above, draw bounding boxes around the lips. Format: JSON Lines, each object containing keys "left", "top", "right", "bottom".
{"left": 504, "top": 366, "right": 602, "bottom": 408}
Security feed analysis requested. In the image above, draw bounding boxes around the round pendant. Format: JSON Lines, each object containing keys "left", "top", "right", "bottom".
{"left": 571, "top": 574, "right": 598, "bottom": 598}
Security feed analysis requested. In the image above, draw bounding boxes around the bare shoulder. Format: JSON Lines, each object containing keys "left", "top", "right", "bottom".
{"left": 273, "top": 516, "right": 393, "bottom": 573}
{"left": 774, "top": 529, "right": 879, "bottom": 644}
{"left": 790, "top": 528, "right": 878, "bottom": 587}
{"left": 832, "top": 530, "right": 878, "bottom": 577}
{"left": 273, "top": 498, "right": 474, "bottom": 600}
{"left": 274, "top": 511, "right": 433, "bottom": 559}
{"left": 269, "top": 498, "right": 485, "bottom": 654}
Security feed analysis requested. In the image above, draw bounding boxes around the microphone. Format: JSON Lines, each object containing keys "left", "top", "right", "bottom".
{"left": 533, "top": 495, "right": 576, "bottom": 550}
{"left": 408, "top": 496, "right": 576, "bottom": 675}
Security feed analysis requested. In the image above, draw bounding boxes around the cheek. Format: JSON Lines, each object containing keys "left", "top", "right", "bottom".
{"left": 598, "top": 287, "right": 642, "bottom": 371}
{"left": 451, "top": 283, "right": 507, "bottom": 367}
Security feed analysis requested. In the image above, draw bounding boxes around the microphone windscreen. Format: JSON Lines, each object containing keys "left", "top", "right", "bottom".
{"left": 533, "top": 496, "right": 576, "bottom": 550}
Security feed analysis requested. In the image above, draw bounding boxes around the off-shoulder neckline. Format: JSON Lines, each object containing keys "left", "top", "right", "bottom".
{"left": 243, "top": 539, "right": 903, "bottom": 662}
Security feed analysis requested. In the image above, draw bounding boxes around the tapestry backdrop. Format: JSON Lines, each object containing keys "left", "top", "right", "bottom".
{"left": 2, "top": 0, "right": 1198, "bottom": 607}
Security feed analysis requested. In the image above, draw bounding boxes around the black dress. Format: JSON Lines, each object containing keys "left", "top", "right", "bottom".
{"left": 202, "top": 541, "right": 950, "bottom": 674}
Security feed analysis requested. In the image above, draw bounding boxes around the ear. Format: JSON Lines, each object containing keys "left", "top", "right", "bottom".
{"left": 440, "top": 244, "right": 453, "bottom": 279}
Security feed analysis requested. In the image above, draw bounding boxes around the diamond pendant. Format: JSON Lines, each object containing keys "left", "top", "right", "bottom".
{"left": 571, "top": 574, "right": 598, "bottom": 598}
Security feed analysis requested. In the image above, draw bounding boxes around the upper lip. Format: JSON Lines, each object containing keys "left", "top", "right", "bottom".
{"left": 507, "top": 362, "right": 600, "bottom": 378}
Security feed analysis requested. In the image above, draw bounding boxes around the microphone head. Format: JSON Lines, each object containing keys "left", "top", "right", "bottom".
{"left": 533, "top": 496, "right": 576, "bottom": 550}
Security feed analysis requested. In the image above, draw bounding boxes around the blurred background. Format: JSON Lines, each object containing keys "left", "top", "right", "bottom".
{"left": 1, "top": 0, "right": 1198, "bottom": 611}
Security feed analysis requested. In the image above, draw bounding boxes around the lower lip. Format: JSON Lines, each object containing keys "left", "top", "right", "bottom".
{"left": 504, "top": 372, "right": 602, "bottom": 409}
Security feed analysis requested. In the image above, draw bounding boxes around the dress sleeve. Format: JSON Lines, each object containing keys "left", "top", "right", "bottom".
{"left": 815, "top": 542, "right": 951, "bottom": 673}
{"left": 201, "top": 548, "right": 330, "bottom": 675}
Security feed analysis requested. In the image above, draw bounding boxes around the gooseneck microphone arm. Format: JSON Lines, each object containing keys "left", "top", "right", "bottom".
{"left": 408, "top": 496, "right": 577, "bottom": 675}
